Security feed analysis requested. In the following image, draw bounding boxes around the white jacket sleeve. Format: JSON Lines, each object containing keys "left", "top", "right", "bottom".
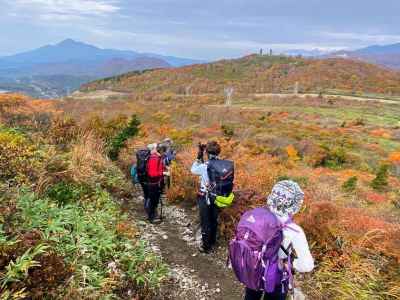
{"left": 290, "top": 226, "right": 315, "bottom": 273}
{"left": 191, "top": 161, "right": 206, "bottom": 175}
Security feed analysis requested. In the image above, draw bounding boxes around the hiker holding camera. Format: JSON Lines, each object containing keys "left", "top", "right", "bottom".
{"left": 191, "top": 141, "right": 235, "bottom": 253}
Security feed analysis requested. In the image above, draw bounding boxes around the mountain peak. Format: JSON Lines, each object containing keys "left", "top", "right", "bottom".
{"left": 58, "top": 39, "right": 81, "bottom": 46}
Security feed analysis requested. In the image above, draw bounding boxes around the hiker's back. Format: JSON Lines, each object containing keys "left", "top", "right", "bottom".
{"left": 147, "top": 153, "right": 164, "bottom": 183}
{"left": 136, "top": 149, "right": 151, "bottom": 182}
{"left": 207, "top": 159, "right": 234, "bottom": 197}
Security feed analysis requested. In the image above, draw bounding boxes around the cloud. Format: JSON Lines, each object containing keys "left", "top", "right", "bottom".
{"left": 319, "top": 31, "right": 400, "bottom": 45}
{"left": 222, "top": 40, "right": 345, "bottom": 53}
{"left": 10, "top": 0, "right": 120, "bottom": 19}
{"left": 83, "top": 27, "right": 346, "bottom": 60}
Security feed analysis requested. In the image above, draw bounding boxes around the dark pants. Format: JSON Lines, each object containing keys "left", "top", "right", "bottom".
{"left": 139, "top": 181, "right": 149, "bottom": 206}
{"left": 147, "top": 181, "right": 163, "bottom": 221}
{"left": 244, "top": 286, "right": 287, "bottom": 300}
{"left": 198, "top": 194, "right": 219, "bottom": 251}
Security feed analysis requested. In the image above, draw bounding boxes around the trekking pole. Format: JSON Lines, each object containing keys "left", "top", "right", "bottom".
{"left": 206, "top": 190, "right": 211, "bottom": 205}
{"left": 160, "top": 196, "right": 163, "bottom": 221}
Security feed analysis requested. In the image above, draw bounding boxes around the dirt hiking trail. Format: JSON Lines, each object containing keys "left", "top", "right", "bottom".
{"left": 122, "top": 187, "right": 244, "bottom": 300}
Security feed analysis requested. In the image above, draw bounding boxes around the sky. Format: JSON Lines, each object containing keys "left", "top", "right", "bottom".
{"left": 1, "top": 0, "right": 400, "bottom": 60}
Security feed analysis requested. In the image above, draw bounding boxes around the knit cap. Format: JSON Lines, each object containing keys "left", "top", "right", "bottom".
{"left": 267, "top": 180, "right": 304, "bottom": 217}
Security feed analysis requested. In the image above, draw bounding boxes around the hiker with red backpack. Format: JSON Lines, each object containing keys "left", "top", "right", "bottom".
{"left": 133, "top": 143, "right": 157, "bottom": 212}
{"left": 191, "top": 141, "right": 235, "bottom": 253}
{"left": 229, "top": 180, "right": 314, "bottom": 300}
{"left": 132, "top": 140, "right": 174, "bottom": 223}
{"left": 145, "top": 144, "right": 166, "bottom": 223}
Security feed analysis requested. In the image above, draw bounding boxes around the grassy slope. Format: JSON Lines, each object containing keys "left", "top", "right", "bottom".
{"left": 81, "top": 55, "right": 400, "bottom": 96}
{"left": 0, "top": 97, "right": 168, "bottom": 299}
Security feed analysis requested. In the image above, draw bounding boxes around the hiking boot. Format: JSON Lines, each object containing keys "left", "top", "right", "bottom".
{"left": 151, "top": 218, "right": 163, "bottom": 224}
{"left": 198, "top": 244, "right": 211, "bottom": 254}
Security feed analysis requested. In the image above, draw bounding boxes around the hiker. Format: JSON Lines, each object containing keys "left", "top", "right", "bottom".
{"left": 146, "top": 143, "right": 166, "bottom": 223}
{"left": 134, "top": 143, "right": 157, "bottom": 212}
{"left": 191, "top": 141, "right": 235, "bottom": 253}
{"left": 159, "top": 138, "right": 176, "bottom": 167}
{"left": 158, "top": 138, "right": 176, "bottom": 188}
{"left": 229, "top": 180, "right": 314, "bottom": 300}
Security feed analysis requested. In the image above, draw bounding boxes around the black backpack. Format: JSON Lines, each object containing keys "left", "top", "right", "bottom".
{"left": 207, "top": 159, "right": 234, "bottom": 197}
{"left": 136, "top": 149, "right": 151, "bottom": 182}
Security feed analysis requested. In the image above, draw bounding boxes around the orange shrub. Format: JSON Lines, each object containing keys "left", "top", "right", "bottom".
{"left": 297, "top": 201, "right": 341, "bottom": 256}
{"left": 167, "top": 148, "right": 198, "bottom": 204}
{"left": 365, "top": 191, "right": 387, "bottom": 203}
{"left": 286, "top": 144, "right": 300, "bottom": 161}
{"left": 370, "top": 128, "right": 392, "bottom": 139}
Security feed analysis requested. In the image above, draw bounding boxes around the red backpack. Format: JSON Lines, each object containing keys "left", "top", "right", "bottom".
{"left": 146, "top": 154, "right": 164, "bottom": 183}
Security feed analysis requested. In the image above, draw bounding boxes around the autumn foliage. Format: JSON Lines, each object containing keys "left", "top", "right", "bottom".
{"left": 82, "top": 55, "right": 400, "bottom": 96}
{"left": 3, "top": 58, "right": 400, "bottom": 300}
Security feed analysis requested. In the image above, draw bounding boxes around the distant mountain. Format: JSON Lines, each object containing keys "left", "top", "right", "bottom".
{"left": 0, "top": 39, "right": 140, "bottom": 70}
{"left": 354, "top": 43, "right": 400, "bottom": 55}
{"left": 330, "top": 43, "right": 400, "bottom": 69}
{"left": 0, "top": 39, "right": 203, "bottom": 98}
{"left": 0, "top": 39, "right": 201, "bottom": 70}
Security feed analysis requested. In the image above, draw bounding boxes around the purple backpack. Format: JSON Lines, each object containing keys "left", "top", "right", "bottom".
{"left": 229, "top": 208, "right": 294, "bottom": 293}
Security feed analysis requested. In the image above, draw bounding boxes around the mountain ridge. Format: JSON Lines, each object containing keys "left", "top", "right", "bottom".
{"left": 0, "top": 39, "right": 203, "bottom": 69}
{"left": 330, "top": 42, "right": 400, "bottom": 69}
{"left": 0, "top": 39, "right": 203, "bottom": 98}
{"left": 81, "top": 54, "right": 400, "bottom": 97}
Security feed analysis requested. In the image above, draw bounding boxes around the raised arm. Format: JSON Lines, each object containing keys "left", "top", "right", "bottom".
{"left": 191, "top": 161, "right": 207, "bottom": 176}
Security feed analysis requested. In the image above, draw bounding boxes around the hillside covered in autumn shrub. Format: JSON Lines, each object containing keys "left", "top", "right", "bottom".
{"left": 60, "top": 85, "right": 400, "bottom": 299}
{"left": 81, "top": 55, "right": 400, "bottom": 97}
{"left": 0, "top": 94, "right": 168, "bottom": 299}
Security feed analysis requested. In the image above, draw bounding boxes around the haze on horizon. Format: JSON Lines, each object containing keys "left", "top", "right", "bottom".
{"left": 1, "top": 0, "right": 400, "bottom": 60}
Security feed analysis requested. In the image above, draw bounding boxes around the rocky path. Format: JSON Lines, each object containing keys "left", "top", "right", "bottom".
{"left": 122, "top": 187, "right": 244, "bottom": 300}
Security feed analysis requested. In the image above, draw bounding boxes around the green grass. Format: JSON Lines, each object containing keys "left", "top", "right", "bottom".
{"left": 1, "top": 187, "right": 168, "bottom": 298}
{"left": 324, "top": 89, "right": 400, "bottom": 102}
{"left": 233, "top": 98, "right": 400, "bottom": 127}
{"left": 0, "top": 119, "right": 168, "bottom": 299}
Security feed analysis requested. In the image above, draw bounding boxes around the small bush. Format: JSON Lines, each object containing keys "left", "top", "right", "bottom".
{"left": 46, "top": 182, "right": 89, "bottom": 205}
{"left": 108, "top": 115, "right": 140, "bottom": 161}
{"left": 221, "top": 124, "right": 235, "bottom": 138}
{"left": 85, "top": 114, "right": 129, "bottom": 142}
{"left": 371, "top": 164, "right": 389, "bottom": 191}
{"left": 320, "top": 146, "right": 347, "bottom": 169}
{"left": 353, "top": 118, "right": 365, "bottom": 126}
{"left": 169, "top": 129, "right": 193, "bottom": 149}
{"left": 0, "top": 129, "right": 41, "bottom": 184}
{"left": 48, "top": 116, "right": 79, "bottom": 147}
{"left": 342, "top": 176, "right": 358, "bottom": 193}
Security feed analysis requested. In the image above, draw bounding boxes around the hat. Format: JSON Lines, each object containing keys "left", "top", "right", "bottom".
{"left": 147, "top": 143, "right": 157, "bottom": 151}
{"left": 267, "top": 180, "right": 304, "bottom": 217}
{"left": 162, "top": 138, "right": 173, "bottom": 145}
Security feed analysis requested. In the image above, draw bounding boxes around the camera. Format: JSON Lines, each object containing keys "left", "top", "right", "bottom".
{"left": 198, "top": 142, "right": 207, "bottom": 152}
